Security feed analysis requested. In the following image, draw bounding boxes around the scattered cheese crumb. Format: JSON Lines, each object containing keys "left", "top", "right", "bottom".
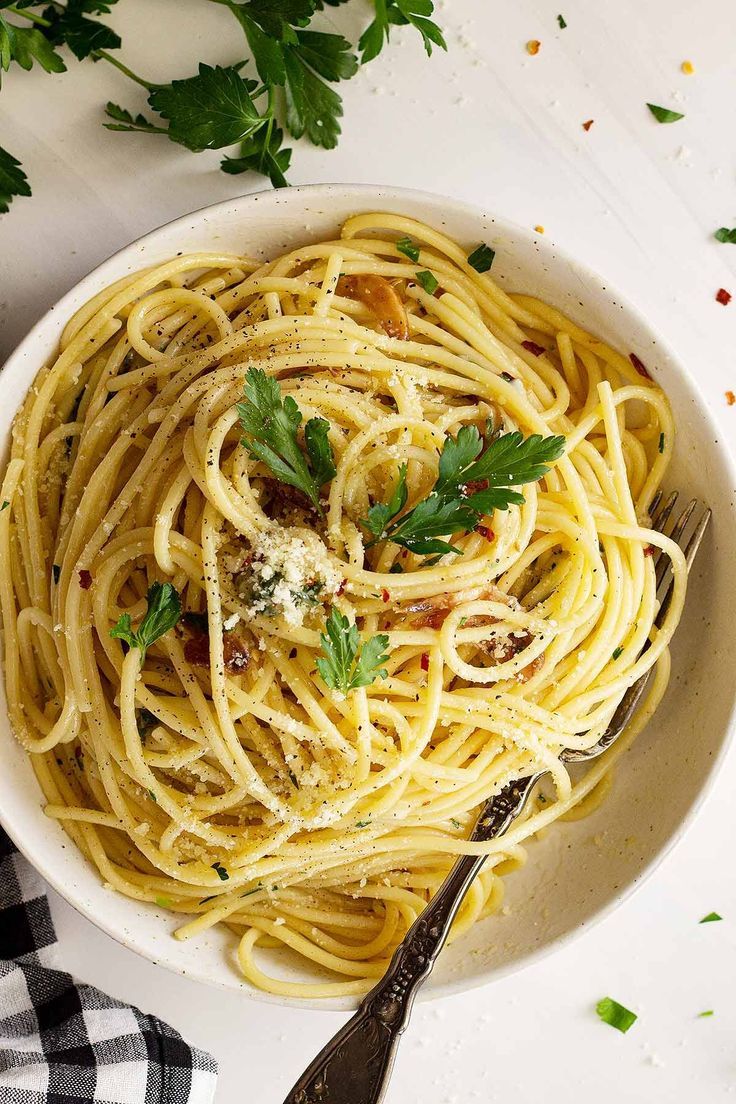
{"left": 223, "top": 612, "right": 240, "bottom": 631}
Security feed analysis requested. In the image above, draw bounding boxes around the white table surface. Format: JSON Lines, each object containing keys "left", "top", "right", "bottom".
{"left": 2, "top": 1, "right": 736, "bottom": 1101}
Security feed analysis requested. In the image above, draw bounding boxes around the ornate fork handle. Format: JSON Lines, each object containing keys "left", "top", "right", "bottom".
{"left": 282, "top": 775, "right": 539, "bottom": 1104}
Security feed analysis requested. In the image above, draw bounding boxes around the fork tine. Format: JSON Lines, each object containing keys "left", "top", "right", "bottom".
{"left": 649, "top": 490, "right": 663, "bottom": 517}
{"left": 655, "top": 502, "right": 710, "bottom": 624}
{"left": 649, "top": 490, "right": 679, "bottom": 574}
{"left": 651, "top": 490, "right": 678, "bottom": 533}
{"left": 657, "top": 498, "right": 698, "bottom": 586}
{"left": 684, "top": 505, "right": 712, "bottom": 568}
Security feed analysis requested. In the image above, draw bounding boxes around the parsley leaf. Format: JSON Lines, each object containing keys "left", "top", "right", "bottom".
{"left": 316, "top": 608, "right": 389, "bottom": 694}
{"left": 467, "top": 243, "right": 495, "bottom": 272}
{"left": 360, "top": 0, "right": 446, "bottom": 63}
{"left": 0, "top": 144, "right": 31, "bottom": 213}
{"left": 596, "top": 997, "right": 637, "bottom": 1034}
{"left": 699, "top": 911, "right": 722, "bottom": 923}
{"left": 103, "top": 102, "right": 164, "bottom": 134}
{"left": 110, "top": 581, "right": 182, "bottom": 663}
{"left": 714, "top": 227, "right": 736, "bottom": 244}
{"left": 0, "top": 13, "right": 66, "bottom": 76}
{"left": 283, "top": 46, "right": 343, "bottom": 148}
{"left": 148, "top": 64, "right": 264, "bottom": 151}
{"left": 236, "top": 366, "right": 335, "bottom": 514}
{"left": 221, "top": 123, "right": 291, "bottom": 188}
{"left": 363, "top": 428, "right": 564, "bottom": 557}
{"left": 396, "top": 236, "right": 420, "bottom": 261}
{"left": 362, "top": 464, "right": 408, "bottom": 540}
{"left": 646, "top": 102, "right": 685, "bottom": 124}
{"left": 41, "top": 0, "right": 121, "bottom": 61}
{"left": 416, "top": 269, "right": 438, "bottom": 294}
{"left": 212, "top": 861, "right": 230, "bottom": 880}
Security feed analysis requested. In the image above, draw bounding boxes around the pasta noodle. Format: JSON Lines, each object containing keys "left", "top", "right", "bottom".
{"left": 0, "top": 214, "right": 687, "bottom": 999}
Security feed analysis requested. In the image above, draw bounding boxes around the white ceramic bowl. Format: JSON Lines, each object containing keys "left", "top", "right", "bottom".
{"left": 1, "top": 184, "right": 735, "bottom": 1011}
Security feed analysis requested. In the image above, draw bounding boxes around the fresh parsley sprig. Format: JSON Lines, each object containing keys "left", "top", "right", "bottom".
{"left": 362, "top": 426, "right": 565, "bottom": 557}
{"left": 0, "top": 0, "right": 446, "bottom": 209}
{"left": 316, "top": 608, "right": 389, "bottom": 694}
{"left": 236, "top": 366, "right": 336, "bottom": 515}
{"left": 110, "top": 581, "right": 182, "bottom": 663}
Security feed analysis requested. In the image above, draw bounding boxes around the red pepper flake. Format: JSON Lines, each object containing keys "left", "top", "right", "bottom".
{"left": 475, "top": 525, "right": 495, "bottom": 542}
{"left": 78, "top": 569, "right": 92, "bottom": 590}
{"left": 582, "top": 119, "right": 594, "bottom": 131}
{"left": 629, "top": 352, "right": 651, "bottom": 379}
{"left": 336, "top": 579, "right": 347, "bottom": 597}
{"left": 526, "top": 39, "right": 541, "bottom": 55}
{"left": 643, "top": 544, "right": 654, "bottom": 557}
{"left": 716, "top": 288, "right": 732, "bottom": 305}
{"left": 521, "top": 340, "right": 545, "bottom": 357}
{"left": 420, "top": 652, "right": 430, "bottom": 672}
{"left": 381, "top": 589, "right": 390, "bottom": 603}
{"left": 726, "top": 390, "right": 736, "bottom": 406}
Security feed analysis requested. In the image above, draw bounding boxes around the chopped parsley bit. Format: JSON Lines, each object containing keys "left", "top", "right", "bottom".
{"left": 355, "top": 819, "right": 370, "bottom": 828}
{"left": 557, "top": 14, "right": 567, "bottom": 28}
{"left": 236, "top": 367, "right": 335, "bottom": 515}
{"left": 658, "top": 432, "right": 665, "bottom": 453}
{"left": 612, "top": 646, "right": 624, "bottom": 661}
{"left": 467, "top": 243, "right": 495, "bottom": 273}
{"left": 450, "top": 817, "right": 461, "bottom": 829}
{"left": 646, "top": 103, "right": 685, "bottom": 124}
{"left": 362, "top": 427, "right": 564, "bottom": 557}
{"left": 416, "top": 269, "right": 439, "bottom": 295}
{"left": 0, "top": 500, "right": 8, "bottom": 511}
{"left": 147, "top": 789, "right": 157, "bottom": 803}
{"left": 698, "top": 1010, "right": 714, "bottom": 1018}
{"left": 596, "top": 997, "right": 638, "bottom": 1034}
{"left": 699, "top": 911, "right": 722, "bottom": 923}
{"left": 155, "top": 896, "right": 172, "bottom": 908}
{"left": 212, "top": 862, "right": 230, "bottom": 881}
{"left": 316, "top": 608, "right": 389, "bottom": 694}
{"left": 52, "top": 564, "right": 61, "bottom": 584}
{"left": 458, "top": 616, "right": 467, "bottom": 628}
{"left": 110, "top": 581, "right": 182, "bottom": 664}
{"left": 396, "top": 236, "right": 420, "bottom": 262}
{"left": 200, "top": 895, "right": 217, "bottom": 905}
{"left": 389, "top": 562, "right": 404, "bottom": 573}
{"left": 714, "top": 227, "right": 736, "bottom": 244}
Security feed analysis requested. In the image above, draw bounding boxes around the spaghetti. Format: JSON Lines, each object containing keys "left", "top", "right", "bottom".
{"left": 0, "top": 213, "right": 687, "bottom": 998}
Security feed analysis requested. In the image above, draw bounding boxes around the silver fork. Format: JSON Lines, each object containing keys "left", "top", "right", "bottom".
{"left": 283, "top": 495, "right": 710, "bottom": 1104}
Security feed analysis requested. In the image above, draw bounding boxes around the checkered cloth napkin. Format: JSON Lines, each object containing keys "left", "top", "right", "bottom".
{"left": 0, "top": 828, "right": 218, "bottom": 1104}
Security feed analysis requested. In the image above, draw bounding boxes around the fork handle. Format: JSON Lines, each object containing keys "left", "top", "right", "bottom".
{"left": 282, "top": 774, "right": 539, "bottom": 1104}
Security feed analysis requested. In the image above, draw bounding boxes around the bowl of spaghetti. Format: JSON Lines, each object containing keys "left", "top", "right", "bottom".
{"left": 1, "top": 185, "right": 734, "bottom": 1009}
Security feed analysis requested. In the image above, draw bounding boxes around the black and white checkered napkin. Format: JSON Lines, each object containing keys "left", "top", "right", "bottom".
{"left": 0, "top": 828, "right": 218, "bottom": 1104}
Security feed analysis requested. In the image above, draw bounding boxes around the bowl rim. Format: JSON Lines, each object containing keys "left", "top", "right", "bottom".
{"left": 2, "top": 181, "right": 736, "bottom": 1009}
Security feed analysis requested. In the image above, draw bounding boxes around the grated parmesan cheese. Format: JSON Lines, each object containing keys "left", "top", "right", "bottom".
{"left": 242, "top": 526, "right": 342, "bottom": 627}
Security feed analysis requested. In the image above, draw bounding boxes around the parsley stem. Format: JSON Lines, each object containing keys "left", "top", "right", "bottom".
{"left": 94, "top": 51, "right": 161, "bottom": 91}
{"left": 5, "top": 5, "right": 52, "bottom": 25}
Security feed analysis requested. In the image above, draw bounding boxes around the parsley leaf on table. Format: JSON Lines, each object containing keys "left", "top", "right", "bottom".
{"left": 41, "top": 0, "right": 121, "bottom": 61}
{"left": 147, "top": 64, "right": 264, "bottom": 151}
{"left": 0, "top": 144, "right": 31, "bottom": 213}
{"left": 646, "top": 102, "right": 684, "bottom": 124}
{"left": 221, "top": 123, "right": 291, "bottom": 188}
{"left": 0, "top": 12, "right": 66, "bottom": 76}
{"left": 110, "top": 581, "right": 182, "bottom": 664}
{"left": 236, "top": 366, "right": 336, "bottom": 514}
{"left": 714, "top": 227, "right": 736, "bottom": 244}
{"left": 362, "top": 427, "right": 565, "bottom": 557}
{"left": 316, "top": 608, "right": 389, "bottom": 694}
{"left": 359, "top": 0, "right": 446, "bottom": 64}
{"left": 103, "top": 102, "right": 165, "bottom": 135}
